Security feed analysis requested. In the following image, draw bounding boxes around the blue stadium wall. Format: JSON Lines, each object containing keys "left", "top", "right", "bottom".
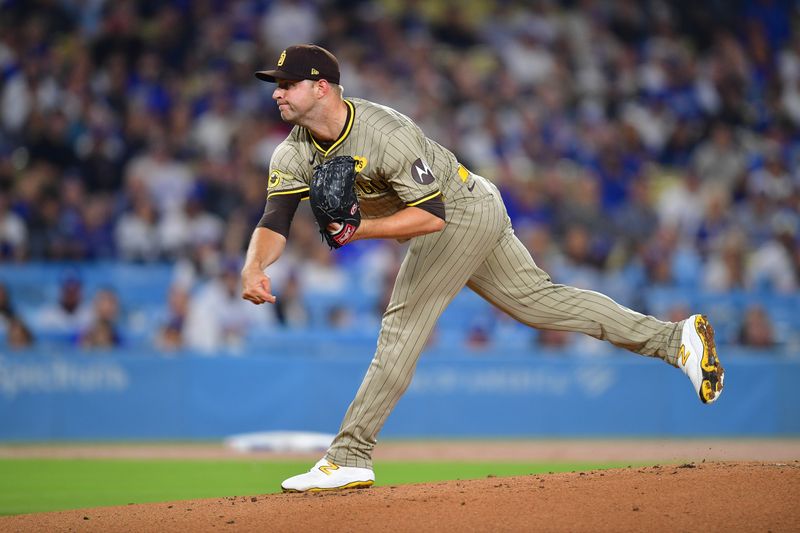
{"left": 1, "top": 349, "right": 798, "bottom": 440}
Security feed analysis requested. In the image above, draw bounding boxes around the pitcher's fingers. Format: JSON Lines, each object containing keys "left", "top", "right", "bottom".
{"left": 243, "top": 286, "right": 271, "bottom": 303}
{"left": 242, "top": 293, "right": 264, "bottom": 305}
{"left": 246, "top": 284, "right": 271, "bottom": 300}
{"left": 258, "top": 280, "right": 277, "bottom": 304}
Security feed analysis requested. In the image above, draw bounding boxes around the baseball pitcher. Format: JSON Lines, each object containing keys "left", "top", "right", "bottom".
{"left": 241, "top": 45, "right": 725, "bottom": 492}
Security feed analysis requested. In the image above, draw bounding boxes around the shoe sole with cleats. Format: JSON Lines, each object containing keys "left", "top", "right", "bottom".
{"left": 694, "top": 315, "right": 724, "bottom": 403}
{"left": 282, "top": 480, "right": 374, "bottom": 493}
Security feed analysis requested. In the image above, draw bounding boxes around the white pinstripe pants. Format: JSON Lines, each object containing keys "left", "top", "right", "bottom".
{"left": 327, "top": 179, "right": 682, "bottom": 468}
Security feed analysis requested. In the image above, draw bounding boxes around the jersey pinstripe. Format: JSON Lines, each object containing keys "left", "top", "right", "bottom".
{"left": 266, "top": 98, "right": 483, "bottom": 220}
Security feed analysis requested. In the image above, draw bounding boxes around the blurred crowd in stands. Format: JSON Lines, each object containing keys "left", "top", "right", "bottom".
{"left": 0, "top": 0, "right": 798, "bottom": 354}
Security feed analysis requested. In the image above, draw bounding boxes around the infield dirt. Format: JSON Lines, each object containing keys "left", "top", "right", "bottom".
{"left": 1, "top": 441, "right": 798, "bottom": 532}
{"left": 1, "top": 461, "right": 798, "bottom": 532}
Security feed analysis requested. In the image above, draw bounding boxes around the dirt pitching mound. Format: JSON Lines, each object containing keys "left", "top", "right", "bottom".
{"left": 2, "top": 461, "right": 798, "bottom": 532}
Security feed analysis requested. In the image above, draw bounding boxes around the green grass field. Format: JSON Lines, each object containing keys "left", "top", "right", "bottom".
{"left": 0, "top": 458, "right": 640, "bottom": 516}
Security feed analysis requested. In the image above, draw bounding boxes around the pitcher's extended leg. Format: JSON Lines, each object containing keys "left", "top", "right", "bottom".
{"left": 468, "top": 227, "right": 683, "bottom": 365}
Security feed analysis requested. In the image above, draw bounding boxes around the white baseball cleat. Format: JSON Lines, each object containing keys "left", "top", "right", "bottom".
{"left": 281, "top": 458, "right": 374, "bottom": 493}
{"left": 678, "top": 314, "right": 725, "bottom": 404}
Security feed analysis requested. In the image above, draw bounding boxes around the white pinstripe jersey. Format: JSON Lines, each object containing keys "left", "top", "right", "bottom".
{"left": 266, "top": 97, "right": 477, "bottom": 219}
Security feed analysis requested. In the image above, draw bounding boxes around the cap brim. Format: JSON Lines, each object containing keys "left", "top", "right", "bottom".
{"left": 254, "top": 70, "right": 304, "bottom": 83}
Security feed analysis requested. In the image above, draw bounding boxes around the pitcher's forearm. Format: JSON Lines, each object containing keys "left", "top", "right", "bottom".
{"left": 243, "top": 227, "right": 287, "bottom": 272}
{"left": 353, "top": 207, "right": 445, "bottom": 241}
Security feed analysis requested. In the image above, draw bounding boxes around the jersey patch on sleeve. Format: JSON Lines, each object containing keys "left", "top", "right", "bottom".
{"left": 268, "top": 169, "right": 287, "bottom": 189}
{"left": 411, "top": 158, "right": 435, "bottom": 185}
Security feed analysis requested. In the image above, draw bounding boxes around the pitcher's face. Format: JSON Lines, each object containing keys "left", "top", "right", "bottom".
{"left": 272, "top": 79, "right": 318, "bottom": 124}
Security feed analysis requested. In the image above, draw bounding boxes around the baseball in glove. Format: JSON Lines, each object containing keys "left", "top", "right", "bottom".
{"left": 309, "top": 155, "right": 361, "bottom": 249}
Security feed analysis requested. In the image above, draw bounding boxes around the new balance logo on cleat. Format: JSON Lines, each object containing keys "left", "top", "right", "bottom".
{"left": 679, "top": 345, "right": 690, "bottom": 366}
{"left": 318, "top": 461, "right": 339, "bottom": 475}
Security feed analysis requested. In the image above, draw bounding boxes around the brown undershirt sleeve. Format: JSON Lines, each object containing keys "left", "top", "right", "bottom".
{"left": 257, "top": 194, "right": 302, "bottom": 238}
{"left": 412, "top": 194, "right": 446, "bottom": 222}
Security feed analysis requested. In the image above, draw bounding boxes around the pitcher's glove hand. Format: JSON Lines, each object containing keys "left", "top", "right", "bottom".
{"left": 310, "top": 155, "right": 361, "bottom": 249}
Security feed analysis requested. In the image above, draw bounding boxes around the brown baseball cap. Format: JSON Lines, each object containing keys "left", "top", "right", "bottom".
{"left": 255, "top": 44, "right": 340, "bottom": 84}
